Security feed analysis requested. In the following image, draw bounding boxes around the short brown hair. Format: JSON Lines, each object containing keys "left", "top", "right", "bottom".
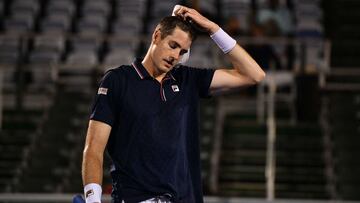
{"left": 157, "top": 16, "right": 197, "bottom": 42}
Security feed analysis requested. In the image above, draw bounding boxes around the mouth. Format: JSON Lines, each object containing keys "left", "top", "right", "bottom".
{"left": 163, "top": 59, "right": 173, "bottom": 68}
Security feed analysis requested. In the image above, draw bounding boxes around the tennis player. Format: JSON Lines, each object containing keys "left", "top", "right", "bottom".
{"left": 82, "top": 5, "right": 265, "bottom": 203}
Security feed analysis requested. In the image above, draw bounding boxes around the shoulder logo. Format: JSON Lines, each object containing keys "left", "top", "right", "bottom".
{"left": 98, "top": 87, "right": 108, "bottom": 95}
{"left": 171, "top": 85, "right": 180, "bottom": 92}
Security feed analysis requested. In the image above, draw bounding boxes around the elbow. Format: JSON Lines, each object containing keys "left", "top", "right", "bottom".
{"left": 83, "top": 146, "right": 101, "bottom": 160}
{"left": 82, "top": 146, "right": 104, "bottom": 168}
{"left": 253, "top": 71, "right": 266, "bottom": 84}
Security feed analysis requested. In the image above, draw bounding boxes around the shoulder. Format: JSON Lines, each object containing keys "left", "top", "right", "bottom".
{"left": 99, "top": 65, "right": 133, "bottom": 88}
{"left": 106, "top": 65, "right": 132, "bottom": 75}
{"left": 172, "top": 64, "right": 202, "bottom": 75}
{"left": 102, "top": 65, "right": 133, "bottom": 80}
{"left": 171, "top": 65, "right": 215, "bottom": 82}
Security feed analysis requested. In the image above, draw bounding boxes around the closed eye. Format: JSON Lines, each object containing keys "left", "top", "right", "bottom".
{"left": 169, "top": 41, "right": 188, "bottom": 55}
{"left": 169, "top": 43, "right": 177, "bottom": 49}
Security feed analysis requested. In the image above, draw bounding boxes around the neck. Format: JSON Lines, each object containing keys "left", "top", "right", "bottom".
{"left": 142, "top": 49, "right": 167, "bottom": 82}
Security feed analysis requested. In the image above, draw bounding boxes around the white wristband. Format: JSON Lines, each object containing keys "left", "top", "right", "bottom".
{"left": 210, "top": 28, "right": 237, "bottom": 54}
{"left": 84, "top": 183, "right": 102, "bottom": 203}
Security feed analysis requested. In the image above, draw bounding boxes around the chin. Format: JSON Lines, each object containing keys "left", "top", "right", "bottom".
{"left": 161, "top": 64, "right": 173, "bottom": 72}
{"left": 161, "top": 67, "right": 172, "bottom": 73}
{"left": 155, "top": 65, "right": 169, "bottom": 74}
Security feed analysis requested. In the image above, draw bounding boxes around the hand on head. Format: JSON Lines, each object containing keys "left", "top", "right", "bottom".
{"left": 172, "top": 5, "right": 220, "bottom": 34}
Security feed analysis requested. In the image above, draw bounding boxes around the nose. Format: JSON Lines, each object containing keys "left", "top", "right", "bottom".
{"left": 170, "top": 49, "right": 181, "bottom": 61}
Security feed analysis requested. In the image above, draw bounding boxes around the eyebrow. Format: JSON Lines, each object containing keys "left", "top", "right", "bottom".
{"left": 170, "top": 40, "right": 188, "bottom": 54}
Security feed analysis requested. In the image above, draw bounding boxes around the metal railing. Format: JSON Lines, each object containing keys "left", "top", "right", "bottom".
{"left": 265, "top": 79, "right": 277, "bottom": 201}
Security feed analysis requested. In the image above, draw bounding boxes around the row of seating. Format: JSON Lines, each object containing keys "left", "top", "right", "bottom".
{"left": 1, "top": 0, "right": 146, "bottom": 36}
{"left": 0, "top": 34, "right": 136, "bottom": 67}
{"left": 1, "top": 0, "right": 324, "bottom": 37}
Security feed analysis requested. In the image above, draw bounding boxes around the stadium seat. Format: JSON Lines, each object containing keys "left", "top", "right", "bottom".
{"left": 71, "top": 35, "right": 102, "bottom": 52}
{"left": 0, "top": 35, "right": 21, "bottom": 64}
{"left": 296, "top": 20, "right": 323, "bottom": 38}
{"left": 82, "top": 1, "right": 110, "bottom": 18}
{"left": 78, "top": 15, "right": 107, "bottom": 35}
{"left": 29, "top": 34, "right": 65, "bottom": 64}
{"left": 103, "top": 49, "right": 134, "bottom": 71}
{"left": 34, "top": 34, "right": 65, "bottom": 52}
{"left": 295, "top": 3, "right": 323, "bottom": 21}
{"left": 294, "top": 0, "right": 323, "bottom": 38}
{"left": 66, "top": 51, "right": 98, "bottom": 67}
{"left": 47, "top": 0, "right": 75, "bottom": 17}
{"left": 108, "top": 37, "right": 138, "bottom": 52}
{"left": 11, "top": 0, "right": 39, "bottom": 16}
{"left": 116, "top": 0, "right": 146, "bottom": 18}
{"left": 112, "top": 21, "right": 140, "bottom": 36}
{"left": 41, "top": 14, "right": 72, "bottom": 34}
{"left": 4, "top": 13, "right": 35, "bottom": 34}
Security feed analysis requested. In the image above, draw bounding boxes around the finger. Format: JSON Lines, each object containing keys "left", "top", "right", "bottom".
{"left": 174, "top": 9, "right": 184, "bottom": 19}
{"left": 177, "top": 7, "right": 191, "bottom": 17}
{"left": 184, "top": 12, "right": 199, "bottom": 22}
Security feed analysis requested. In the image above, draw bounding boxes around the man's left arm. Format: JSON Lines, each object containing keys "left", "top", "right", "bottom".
{"left": 210, "top": 43, "right": 266, "bottom": 94}
{"left": 174, "top": 6, "right": 266, "bottom": 94}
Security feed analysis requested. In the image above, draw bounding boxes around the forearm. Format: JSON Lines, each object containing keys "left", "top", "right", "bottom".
{"left": 82, "top": 149, "right": 104, "bottom": 186}
{"left": 209, "top": 23, "right": 265, "bottom": 83}
{"left": 226, "top": 44, "right": 266, "bottom": 83}
{"left": 81, "top": 120, "right": 110, "bottom": 203}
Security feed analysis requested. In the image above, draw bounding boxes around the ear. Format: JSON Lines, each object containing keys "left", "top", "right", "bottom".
{"left": 152, "top": 28, "right": 161, "bottom": 44}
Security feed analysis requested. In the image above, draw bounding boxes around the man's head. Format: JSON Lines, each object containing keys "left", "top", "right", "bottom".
{"left": 148, "top": 16, "right": 197, "bottom": 74}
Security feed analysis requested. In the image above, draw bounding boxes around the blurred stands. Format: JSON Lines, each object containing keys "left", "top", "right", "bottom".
{"left": 324, "top": 0, "right": 360, "bottom": 67}
{"left": 321, "top": 0, "right": 360, "bottom": 199}
{"left": 320, "top": 67, "right": 360, "bottom": 200}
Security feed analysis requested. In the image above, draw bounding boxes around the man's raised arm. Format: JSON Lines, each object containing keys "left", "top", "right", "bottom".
{"left": 174, "top": 5, "right": 266, "bottom": 94}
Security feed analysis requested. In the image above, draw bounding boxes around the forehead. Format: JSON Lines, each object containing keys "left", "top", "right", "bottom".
{"left": 163, "top": 27, "right": 192, "bottom": 49}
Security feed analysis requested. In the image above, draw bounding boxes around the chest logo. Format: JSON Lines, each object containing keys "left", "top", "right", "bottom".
{"left": 171, "top": 85, "right": 180, "bottom": 92}
{"left": 98, "top": 87, "right": 108, "bottom": 95}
